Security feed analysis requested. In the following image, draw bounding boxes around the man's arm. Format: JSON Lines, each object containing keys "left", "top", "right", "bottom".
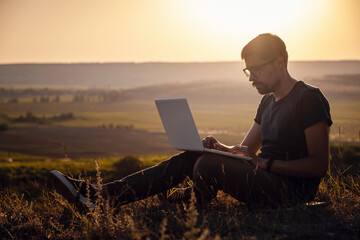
{"left": 251, "top": 120, "right": 330, "bottom": 178}
{"left": 202, "top": 122, "right": 262, "bottom": 153}
{"left": 226, "top": 122, "right": 262, "bottom": 154}
{"left": 240, "top": 122, "right": 262, "bottom": 154}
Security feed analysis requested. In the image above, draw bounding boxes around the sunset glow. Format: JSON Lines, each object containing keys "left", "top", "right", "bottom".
{"left": 174, "top": 0, "right": 308, "bottom": 35}
{"left": 0, "top": 0, "right": 359, "bottom": 63}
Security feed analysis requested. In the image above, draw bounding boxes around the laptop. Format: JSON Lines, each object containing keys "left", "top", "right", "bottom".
{"left": 155, "top": 98, "right": 251, "bottom": 162}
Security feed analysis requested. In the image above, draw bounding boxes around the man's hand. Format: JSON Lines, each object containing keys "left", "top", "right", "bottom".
{"left": 202, "top": 136, "right": 229, "bottom": 151}
{"left": 229, "top": 145, "right": 268, "bottom": 169}
{"left": 228, "top": 145, "right": 249, "bottom": 155}
{"left": 202, "top": 136, "right": 221, "bottom": 149}
{"left": 248, "top": 154, "right": 268, "bottom": 170}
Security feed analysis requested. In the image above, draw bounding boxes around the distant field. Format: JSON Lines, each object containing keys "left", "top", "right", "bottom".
{"left": 1, "top": 98, "right": 359, "bottom": 138}
{"left": 0, "top": 97, "right": 258, "bottom": 134}
{"left": 0, "top": 99, "right": 257, "bottom": 158}
{"left": 0, "top": 76, "right": 359, "bottom": 158}
{"left": 330, "top": 101, "right": 360, "bottom": 142}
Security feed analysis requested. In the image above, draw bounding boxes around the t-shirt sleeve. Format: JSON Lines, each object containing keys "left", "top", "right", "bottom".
{"left": 254, "top": 95, "right": 271, "bottom": 124}
{"left": 299, "top": 90, "right": 333, "bottom": 129}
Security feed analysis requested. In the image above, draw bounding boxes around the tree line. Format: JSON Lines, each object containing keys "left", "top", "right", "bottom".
{"left": 0, "top": 87, "right": 129, "bottom": 103}
{"left": 0, "top": 112, "right": 75, "bottom": 124}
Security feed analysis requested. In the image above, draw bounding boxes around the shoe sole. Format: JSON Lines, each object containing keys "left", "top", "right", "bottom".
{"left": 49, "top": 170, "right": 95, "bottom": 211}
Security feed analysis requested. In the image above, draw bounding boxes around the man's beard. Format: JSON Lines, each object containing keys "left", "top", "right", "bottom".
{"left": 253, "top": 78, "right": 281, "bottom": 95}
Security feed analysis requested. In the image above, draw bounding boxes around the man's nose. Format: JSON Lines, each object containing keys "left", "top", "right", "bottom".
{"left": 249, "top": 73, "right": 256, "bottom": 82}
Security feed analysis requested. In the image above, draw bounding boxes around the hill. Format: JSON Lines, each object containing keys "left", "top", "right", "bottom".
{"left": 1, "top": 61, "right": 360, "bottom": 88}
{"left": 124, "top": 74, "right": 360, "bottom": 103}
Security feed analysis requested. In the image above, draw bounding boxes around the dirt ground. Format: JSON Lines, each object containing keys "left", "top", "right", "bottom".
{"left": 0, "top": 126, "right": 178, "bottom": 158}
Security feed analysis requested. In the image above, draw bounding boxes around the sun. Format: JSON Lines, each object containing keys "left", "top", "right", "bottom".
{"left": 171, "top": 0, "right": 324, "bottom": 45}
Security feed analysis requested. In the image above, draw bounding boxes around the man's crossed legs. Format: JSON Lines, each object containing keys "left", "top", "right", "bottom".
{"left": 49, "top": 151, "right": 311, "bottom": 210}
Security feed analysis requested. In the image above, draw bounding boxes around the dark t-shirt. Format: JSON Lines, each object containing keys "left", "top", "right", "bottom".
{"left": 254, "top": 81, "right": 332, "bottom": 198}
{"left": 255, "top": 81, "right": 332, "bottom": 161}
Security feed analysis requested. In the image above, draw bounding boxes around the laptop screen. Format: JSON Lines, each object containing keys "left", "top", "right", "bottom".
{"left": 155, "top": 98, "right": 204, "bottom": 151}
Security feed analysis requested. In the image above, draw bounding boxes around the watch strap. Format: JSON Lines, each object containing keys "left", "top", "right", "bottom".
{"left": 266, "top": 157, "right": 274, "bottom": 172}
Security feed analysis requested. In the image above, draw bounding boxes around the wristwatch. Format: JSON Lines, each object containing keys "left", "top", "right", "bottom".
{"left": 266, "top": 157, "right": 274, "bottom": 172}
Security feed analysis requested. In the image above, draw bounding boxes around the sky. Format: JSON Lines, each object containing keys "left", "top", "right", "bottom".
{"left": 0, "top": 0, "right": 359, "bottom": 63}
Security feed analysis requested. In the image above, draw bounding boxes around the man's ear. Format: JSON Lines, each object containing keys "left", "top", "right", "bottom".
{"left": 275, "top": 56, "right": 286, "bottom": 69}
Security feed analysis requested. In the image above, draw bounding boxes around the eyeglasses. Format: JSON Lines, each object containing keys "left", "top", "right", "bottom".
{"left": 243, "top": 58, "right": 277, "bottom": 78}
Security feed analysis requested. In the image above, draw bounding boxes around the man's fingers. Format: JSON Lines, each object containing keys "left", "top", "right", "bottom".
{"left": 229, "top": 149, "right": 239, "bottom": 154}
{"left": 202, "top": 135, "right": 217, "bottom": 149}
{"left": 235, "top": 146, "right": 249, "bottom": 154}
{"left": 203, "top": 139, "right": 211, "bottom": 148}
{"left": 229, "top": 145, "right": 249, "bottom": 155}
{"left": 213, "top": 142, "right": 221, "bottom": 150}
{"left": 238, "top": 145, "right": 249, "bottom": 151}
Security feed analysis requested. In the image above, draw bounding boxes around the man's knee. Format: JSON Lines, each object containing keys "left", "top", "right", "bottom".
{"left": 193, "top": 153, "right": 222, "bottom": 177}
{"left": 192, "top": 153, "right": 221, "bottom": 203}
{"left": 156, "top": 151, "right": 200, "bottom": 168}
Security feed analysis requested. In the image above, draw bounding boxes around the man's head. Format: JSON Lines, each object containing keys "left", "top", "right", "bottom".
{"left": 241, "top": 33, "right": 289, "bottom": 95}
{"left": 241, "top": 33, "right": 288, "bottom": 66}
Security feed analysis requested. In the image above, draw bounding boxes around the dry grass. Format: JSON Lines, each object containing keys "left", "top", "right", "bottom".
{"left": 0, "top": 144, "right": 359, "bottom": 239}
{"left": 0, "top": 166, "right": 359, "bottom": 239}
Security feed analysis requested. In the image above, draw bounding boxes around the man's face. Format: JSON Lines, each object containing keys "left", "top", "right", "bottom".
{"left": 244, "top": 54, "right": 281, "bottom": 95}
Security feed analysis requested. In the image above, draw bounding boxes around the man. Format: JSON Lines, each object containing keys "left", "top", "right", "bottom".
{"left": 49, "top": 33, "right": 332, "bottom": 210}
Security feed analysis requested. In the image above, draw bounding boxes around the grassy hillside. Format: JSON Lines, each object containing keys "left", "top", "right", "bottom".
{"left": 0, "top": 145, "right": 359, "bottom": 239}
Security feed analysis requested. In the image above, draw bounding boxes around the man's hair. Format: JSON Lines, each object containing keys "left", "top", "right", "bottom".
{"left": 241, "top": 33, "right": 288, "bottom": 65}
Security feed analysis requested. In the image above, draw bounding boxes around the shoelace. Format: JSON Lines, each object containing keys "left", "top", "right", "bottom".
{"left": 167, "top": 188, "right": 185, "bottom": 200}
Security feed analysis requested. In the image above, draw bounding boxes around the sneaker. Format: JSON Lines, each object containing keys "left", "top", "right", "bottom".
{"left": 153, "top": 187, "right": 192, "bottom": 203}
{"left": 48, "top": 170, "right": 96, "bottom": 211}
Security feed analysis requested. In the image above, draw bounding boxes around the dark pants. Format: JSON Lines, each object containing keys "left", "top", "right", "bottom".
{"left": 102, "top": 152, "right": 316, "bottom": 207}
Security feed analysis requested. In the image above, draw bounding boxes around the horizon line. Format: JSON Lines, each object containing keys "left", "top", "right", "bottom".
{"left": 1, "top": 59, "right": 360, "bottom": 65}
